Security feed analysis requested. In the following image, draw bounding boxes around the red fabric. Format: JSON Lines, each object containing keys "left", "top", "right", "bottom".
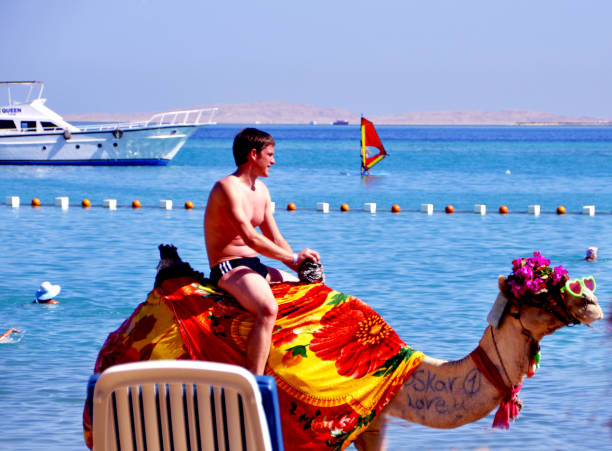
{"left": 361, "top": 117, "right": 386, "bottom": 154}
{"left": 470, "top": 345, "right": 522, "bottom": 429}
{"left": 84, "top": 278, "right": 425, "bottom": 450}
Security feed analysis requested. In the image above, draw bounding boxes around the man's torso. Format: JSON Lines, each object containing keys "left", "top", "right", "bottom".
{"left": 204, "top": 175, "right": 268, "bottom": 267}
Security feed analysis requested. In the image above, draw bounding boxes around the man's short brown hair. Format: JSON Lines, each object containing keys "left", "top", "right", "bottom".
{"left": 233, "top": 128, "right": 275, "bottom": 166}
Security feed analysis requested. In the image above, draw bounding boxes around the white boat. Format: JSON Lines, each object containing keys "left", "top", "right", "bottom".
{"left": 0, "top": 81, "right": 217, "bottom": 165}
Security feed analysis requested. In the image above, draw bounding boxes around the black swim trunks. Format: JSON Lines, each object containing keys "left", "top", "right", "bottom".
{"left": 209, "top": 257, "right": 269, "bottom": 286}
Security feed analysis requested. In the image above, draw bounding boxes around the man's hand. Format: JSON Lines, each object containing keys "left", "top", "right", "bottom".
{"left": 295, "top": 248, "right": 320, "bottom": 267}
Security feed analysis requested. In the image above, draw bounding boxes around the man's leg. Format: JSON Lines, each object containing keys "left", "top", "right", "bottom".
{"left": 218, "top": 267, "right": 278, "bottom": 375}
{"left": 266, "top": 266, "right": 298, "bottom": 283}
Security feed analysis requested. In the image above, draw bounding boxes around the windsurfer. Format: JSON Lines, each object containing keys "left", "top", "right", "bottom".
{"left": 360, "top": 117, "right": 388, "bottom": 175}
{"left": 204, "top": 128, "right": 321, "bottom": 375}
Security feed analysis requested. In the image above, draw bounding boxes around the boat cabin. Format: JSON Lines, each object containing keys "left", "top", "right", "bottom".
{"left": 0, "top": 81, "right": 77, "bottom": 135}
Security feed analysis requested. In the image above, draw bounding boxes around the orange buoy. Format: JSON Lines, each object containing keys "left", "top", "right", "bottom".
{"left": 499, "top": 205, "right": 509, "bottom": 214}
{"left": 81, "top": 199, "right": 91, "bottom": 208}
{"left": 31, "top": 198, "right": 41, "bottom": 207}
{"left": 556, "top": 205, "right": 566, "bottom": 215}
{"left": 132, "top": 200, "right": 141, "bottom": 209}
{"left": 287, "top": 202, "right": 296, "bottom": 211}
{"left": 340, "top": 203, "right": 350, "bottom": 212}
{"left": 445, "top": 205, "right": 455, "bottom": 214}
{"left": 185, "top": 200, "right": 194, "bottom": 209}
{"left": 391, "top": 204, "right": 401, "bottom": 213}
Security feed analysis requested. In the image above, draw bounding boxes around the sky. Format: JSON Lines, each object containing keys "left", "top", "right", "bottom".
{"left": 2, "top": 0, "right": 612, "bottom": 117}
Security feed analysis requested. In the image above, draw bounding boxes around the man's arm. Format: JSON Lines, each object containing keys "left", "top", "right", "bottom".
{"left": 259, "top": 194, "right": 292, "bottom": 252}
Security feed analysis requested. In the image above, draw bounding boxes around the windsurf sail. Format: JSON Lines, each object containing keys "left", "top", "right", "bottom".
{"left": 360, "top": 116, "right": 388, "bottom": 175}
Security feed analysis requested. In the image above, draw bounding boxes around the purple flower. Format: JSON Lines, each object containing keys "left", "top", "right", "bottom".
{"left": 528, "top": 251, "right": 550, "bottom": 269}
{"left": 551, "top": 266, "right": 568, "bottom": 284}
{"left": 510, "top": 281, "right": 524, "bottom": 298}
{"left": 509, "top": 252, "right": 569, "bottom": 300}
{"left": 525, "top": 279, "right": 538, "bottom": 293}
{"left": 516, "top": 265, "right": 533, "bottom": 280}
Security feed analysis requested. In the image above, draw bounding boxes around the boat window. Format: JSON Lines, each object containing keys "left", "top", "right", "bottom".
{"left": 41, "top": 122, "right": 59, "bottom": 131}
{"left": 0, "top": 120, "right": 17, "bottom": 130}
{"left": 20, "top": 121, "right": 37, "bottom": 132}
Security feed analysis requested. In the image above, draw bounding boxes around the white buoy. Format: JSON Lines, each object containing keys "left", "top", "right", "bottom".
{"left": 103, "top": 199, "right": 117, "bottom": 210}
{"left": 528, "top": 205, "right": 541, "bottom": 216}
{"left": 160, "top": 199, "right": 173, "bottom": 210}
{"left": 55, "top": 196, "right": 69, "bottom": 210}
{"left": 6, "top": 196, "right": 20, "bottom": 208}
{"left": 474, "top": 204, "right": 486, "bottom": 215}
{"left": 582, "top": 205, "right": 595, "bottom": 216}
{"left": 316, "top": 202, "right": 329, "bottom": 213}
{"left": 364, "top": 203, "right": 376, "bottom": 213}
{"left": 270, "top": 201, "right": 275, "bottom": 214}
{"left": 505, "top": 169, "right": 511, "bottom": 175}
{"left": 420, "top": 203, "right": 433, "bottom": 215}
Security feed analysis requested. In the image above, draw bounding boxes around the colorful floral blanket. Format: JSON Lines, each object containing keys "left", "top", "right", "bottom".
{"left": 83, "top": 277, "right": 425, "bottom": 450}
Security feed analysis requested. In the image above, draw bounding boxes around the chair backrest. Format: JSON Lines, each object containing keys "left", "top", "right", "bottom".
{"left": 90, "top": 360, "right": 283, "bottom": 451}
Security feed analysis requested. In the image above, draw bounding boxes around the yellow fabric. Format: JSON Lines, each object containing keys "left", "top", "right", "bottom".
{"left": 84, "top": 277, "right": 425, "bottom": 450}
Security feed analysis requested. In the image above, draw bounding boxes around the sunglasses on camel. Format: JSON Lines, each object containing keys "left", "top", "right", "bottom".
{"left": 561, "top": 276, "right": 596, "bottom": 297}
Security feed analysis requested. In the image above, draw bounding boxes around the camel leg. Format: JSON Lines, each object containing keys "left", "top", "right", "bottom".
{"left": 353, "top": 415, "right": 388, "bottom": 451}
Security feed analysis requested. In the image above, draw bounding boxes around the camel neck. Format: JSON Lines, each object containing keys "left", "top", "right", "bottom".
{"left": 478, "top": 325, "right": 531, "bottom": 388}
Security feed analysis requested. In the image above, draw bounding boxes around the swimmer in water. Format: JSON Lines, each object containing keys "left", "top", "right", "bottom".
{"left": 0, "top": 328, "right": 21, "bottom": 340}
{"left": 34, "top": 281, "right": 61, "bottom": 304}
{"left": 585, "top": 247, "right": 598, "bottom": 262}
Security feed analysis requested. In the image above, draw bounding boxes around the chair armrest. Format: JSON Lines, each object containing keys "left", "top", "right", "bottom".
{"left": 86, "top": 373, "right": 101, "bottom": 420}
{"left": 256, "top": 375, "right": 284, "bottom": 451}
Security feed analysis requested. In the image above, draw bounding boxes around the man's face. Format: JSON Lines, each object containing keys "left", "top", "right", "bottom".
{"left": 254, "top": 144, "right": 275, "bottom": 177}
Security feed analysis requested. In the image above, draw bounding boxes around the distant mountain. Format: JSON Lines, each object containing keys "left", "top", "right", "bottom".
{"left": 65, "top": 102, "right": 611, "bottom": 125}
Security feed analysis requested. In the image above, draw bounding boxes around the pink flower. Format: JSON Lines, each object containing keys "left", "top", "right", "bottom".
{"left": 508, "top": 252, "right": 569, "bottom": 301}
{"left": 510, "top": 281, "right": 524, "bottom": 298}
{"left": 516, "top": 265, "right": 533, "bottom": 280}
{"left": 528, "top": 251, "right": 550, "bottom": 269}
{"left": 512, "top": 258, "right": 524, "bottom": 271}
{"left": 551, "top": 266, "right": 568, "bottom": 284}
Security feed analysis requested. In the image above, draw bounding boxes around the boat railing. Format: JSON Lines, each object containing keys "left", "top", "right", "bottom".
{"left": 76, "top": 107, "right": 218, "bottom": 133}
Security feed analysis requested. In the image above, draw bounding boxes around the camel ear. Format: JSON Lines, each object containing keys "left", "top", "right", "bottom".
{"left": 488, "top": 276, "right": 510, "bottom": 328}
{"left": 498, "top": 275, "right": 507, "bottom": 293}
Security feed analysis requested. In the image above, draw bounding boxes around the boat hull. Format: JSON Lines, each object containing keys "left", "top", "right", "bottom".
{"left": 0, "top": 125, "right": 199, "bottom": 165}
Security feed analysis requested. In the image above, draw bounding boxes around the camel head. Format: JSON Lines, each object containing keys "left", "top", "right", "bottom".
{"left": 491, "top": 252, "right": 603, "bottom": 340}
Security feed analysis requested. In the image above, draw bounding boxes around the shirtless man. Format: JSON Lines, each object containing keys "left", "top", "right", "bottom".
{"left": 204, "top": 128, "right": 320, "bottom": 375}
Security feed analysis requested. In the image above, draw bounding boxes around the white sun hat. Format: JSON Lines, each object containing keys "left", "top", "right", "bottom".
{"left": 35, "top": 281, "right": 61, "bottom": 301}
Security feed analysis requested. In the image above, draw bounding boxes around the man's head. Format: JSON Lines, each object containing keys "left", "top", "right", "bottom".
{"left": 233, "top": 128, "right": 275, "bottom": 166}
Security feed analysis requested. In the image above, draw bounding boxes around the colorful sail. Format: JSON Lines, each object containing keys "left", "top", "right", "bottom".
{"left": 360, "top": 116, "right": 388, "bottom": 174}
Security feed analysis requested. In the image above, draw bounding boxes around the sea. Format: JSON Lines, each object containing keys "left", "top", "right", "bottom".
{"left": 0, "top": 125, "right": 611, "bottom": 450}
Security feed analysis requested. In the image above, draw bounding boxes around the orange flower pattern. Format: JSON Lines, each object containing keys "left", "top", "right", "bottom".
{"left": 310, "top": 297, "right": 402, "bottom": 378}
{"left": 84, "top": 279, "right": 425, "bottom": 450}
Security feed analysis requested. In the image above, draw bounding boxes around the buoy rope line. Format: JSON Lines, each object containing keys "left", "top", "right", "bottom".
{"left": 3, "top": 198, "right": 606, "bottom": 215}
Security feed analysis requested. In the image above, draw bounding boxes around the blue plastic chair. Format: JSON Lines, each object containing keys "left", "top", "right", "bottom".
{"left": 87, "top": 360, "right": 284, "bottom": 451}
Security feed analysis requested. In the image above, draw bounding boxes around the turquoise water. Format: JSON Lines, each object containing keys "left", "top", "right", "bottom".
{"left": 1, "top": 125, "right": 611, "bottom": 450}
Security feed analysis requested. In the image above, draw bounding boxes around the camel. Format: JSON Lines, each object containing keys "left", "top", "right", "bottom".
{"left": 357, "top": 272, "right": 602, "bottom": 450}
{"left": 84, "top": 246, "right": 603, "bottom": 451}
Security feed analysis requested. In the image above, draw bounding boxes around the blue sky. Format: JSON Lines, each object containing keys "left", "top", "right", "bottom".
{"left": 3, "top": 0, "right": 611, "bottom": 117}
